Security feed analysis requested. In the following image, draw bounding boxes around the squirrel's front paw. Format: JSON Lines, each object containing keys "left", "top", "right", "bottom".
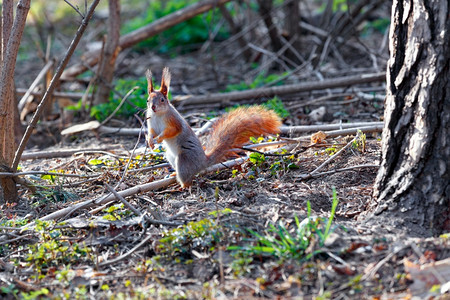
{"left": 147, "top": 137, "right": 158, "bottom": 148}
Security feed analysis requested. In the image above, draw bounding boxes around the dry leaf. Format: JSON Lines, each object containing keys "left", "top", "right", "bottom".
{"left": 404, "top": 257, "right": 450, "bottom": 295}
{"left": 311, "top": 131, "right": 327, "bottom": 144}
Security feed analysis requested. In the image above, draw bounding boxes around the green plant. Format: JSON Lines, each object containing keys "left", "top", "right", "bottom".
{"left": 362, "top": 18, "right": 390, "bottom": 36}
{"left": 318, "top": 0, "right": 357, "bottom": 13}
{"left": 225, "top": 72, "right": 288, "bottom": 92}
{"left": 324, "top": 146, "right": 337, "bottom": 155}
{"left": 248, "top": 152, "right": 266, "bottom": 167}
{"left": 158, "top": 219, "right": 223, "bottom": 260}
{"left": 65, "top": 77, "right": 150, "bottom": 122}
{"left": 21, "top": 288, "right": 50, "bottom": 300}
{"left": 0, "top": 284, "right": 19, "bottom": 298}
{"left": 229, "top": 188, "right": 339, "bottom": 261}
{"left": 208, "top": 208, "right": 233, "bottom": 218}
{"left": 262, "top": 97, "right": 290, "bottom": 118}
{"left": 269, "top": 150, "right": 300, "bottom": 176}
{"left": 122, "top": 1, "right": 229, "bottom": 53}
{"left": 347, "top": 274, "right": 363, "bottom": 293}
{"left": 102, "top": 204, "right": 131, "bottom": 221}
{"left": 226, "top": 98, "right": 289, "bottom": 122}
{"left": 32, "top": 186, "right": 79, "bottom": 205}
{"left": 90, "top": 77, "right": 149, "bottom": 121}
{"left": 352, "top": 130, "right": 367, "bottom": 153}
{"left": 25, "top": 220, "right": 92, "bottom": 279}
{"left": 440, "top": 232, "right": 450, "bottom": 240}
{"left": 230, "top": 251, "right": 254, "bottom": 277}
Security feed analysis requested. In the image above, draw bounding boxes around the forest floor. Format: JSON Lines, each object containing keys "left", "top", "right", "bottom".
{"left": 1, "top": 1, "right": 449, "bottom": 299}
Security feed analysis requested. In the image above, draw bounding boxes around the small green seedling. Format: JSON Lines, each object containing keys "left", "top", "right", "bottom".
{"left": 229, "top": 187, "right": 339, "bottom": 261}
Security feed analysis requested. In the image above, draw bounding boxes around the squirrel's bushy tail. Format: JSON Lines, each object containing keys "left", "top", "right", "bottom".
{"left": 205, "top": 106, "right": 281, "bottom": 165}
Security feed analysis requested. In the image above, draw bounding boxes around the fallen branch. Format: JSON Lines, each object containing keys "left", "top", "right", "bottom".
{"left": 60, "top": 120, "right": 145, "bottom": 136}
{"left": 32, "top": 156, "right": 250, "bottom": 224}
{"left": 293, "top": 164, "right": 379, "bottom": 180}
{"left": 0, "top": 171, "right": 100, "bottom": 178}
{"left": 104, "top": 183, "right": 180, "bottom": 227}
{"left": 35, "top": 177, "right": 176, "bottom": 222}
{"left": 172, "top": 72, "right": 386, "bottom": 105}
{"left": 281, "top": 122, "right": 383, "bottom": 134}
{"left": 21, "top": 147, "right": 122, "bottom": 160}
{"left": 16, "top": 88, "right": 84, "bottom": 100}
{"left": 61, "top": 121, "right": 383, "bottom": 138}
{"left": 62, "top": 0, "right": 232, "bottom": 79}
{"left": 318, "top": 125, "right": 383, "bottom": 139}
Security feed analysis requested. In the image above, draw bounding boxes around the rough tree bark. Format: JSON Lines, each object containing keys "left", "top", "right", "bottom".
{"left": 0, "top": 0, "right": 30, "bottom": 203}
{"left": 368, "top": 0, "right": 449, "bottom": 236}
{"left": 93, "top": 0, "right": 120, "bottom": 105}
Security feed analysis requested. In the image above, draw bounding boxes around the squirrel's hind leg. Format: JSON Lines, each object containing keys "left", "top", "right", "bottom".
{"left": 164, "top": 148, "right": 177, "bottom": 169}
{"left": 175, "top": 152, "right": 201, "bottom": 188}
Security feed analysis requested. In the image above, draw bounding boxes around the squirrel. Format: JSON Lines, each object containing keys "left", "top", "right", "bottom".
{"left": 146, "top": 67, "right": 282, "bottom": 188}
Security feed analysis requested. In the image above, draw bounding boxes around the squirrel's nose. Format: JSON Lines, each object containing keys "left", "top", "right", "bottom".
{"left": 152, "top": 105, "right": 156, "bottom": 112}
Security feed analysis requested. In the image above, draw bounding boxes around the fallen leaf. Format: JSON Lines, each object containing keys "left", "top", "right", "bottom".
{"left": 311, "top": 131, "right": 327, "bottom": 144}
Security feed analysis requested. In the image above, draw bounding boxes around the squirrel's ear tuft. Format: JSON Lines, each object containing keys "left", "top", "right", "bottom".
{"left": 160, "top": 67, "right": 171, "bottom": 97}
{"left": 146, "top": 69, "right": 154, "bottom": 94}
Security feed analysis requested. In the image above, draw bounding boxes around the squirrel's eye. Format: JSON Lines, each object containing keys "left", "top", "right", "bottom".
{"left": 160, "top": 98, "right": 165, "bottom": 103}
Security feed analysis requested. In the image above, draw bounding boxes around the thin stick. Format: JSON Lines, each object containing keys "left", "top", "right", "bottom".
{"left": 127, "top": 163, "right": 171, "bottom": 174}
{"left": 0, "top": 171, "right": 100, "bottom": 178}
{"left": 309, "top": 134, "right": 358, "bottom": 176}
{"left": 105, "top": 183, "right": 143, "bottom": 217}
{"left": 294, "top": 164, "right": 379, "bottom": 180}
{"left": 361, "top": 245, "right": 405, "bottom": 281}
{"left": 12, "top": 0, "right": 101, "bottom": 171}
{"left": 21, "top": 147, "right": 122, "bottom": 160}
{"left": 63, "top": 0, "right": 84, "bottom": 18}
{"left": 104, "top": 183, "right": 180, "bottom": 227}
{"left": 17, "top": 59, "right": 54, "bottom": 111}
{"left": 100, "top": 87, "right": 138, "bottom": 126}
{"left": 0, "top": 234, "right": 34, "bottom": 246}
{"left": 16, "top": 88, "right": 86, "bottom": 100}
{"left": 98, "top": 234, "right": 153, "bottom": 267}
{"left": 241, "top": 144, "right": 311, "bottom": 157}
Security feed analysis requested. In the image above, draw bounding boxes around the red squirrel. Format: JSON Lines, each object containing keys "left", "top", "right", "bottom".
{"left": 146, "top": 67, "right": 282, "bottom": 188}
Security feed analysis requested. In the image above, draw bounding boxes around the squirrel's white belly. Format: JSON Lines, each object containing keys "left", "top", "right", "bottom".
{"left": 163, "top": 138, "right": 180, "bottom": 168}
{"left": 149, "top": 114, "right": 165, "bottom": 135}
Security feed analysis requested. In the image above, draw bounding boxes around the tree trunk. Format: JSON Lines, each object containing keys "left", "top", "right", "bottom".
{"left": 369, "top": 0, "right": 449, "bottom": 236}
{"left": 93, "top": 0, "right": 120, "bottom": 106}
{"left": 0, "top": 0, "right": 30, "bottom": 203}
